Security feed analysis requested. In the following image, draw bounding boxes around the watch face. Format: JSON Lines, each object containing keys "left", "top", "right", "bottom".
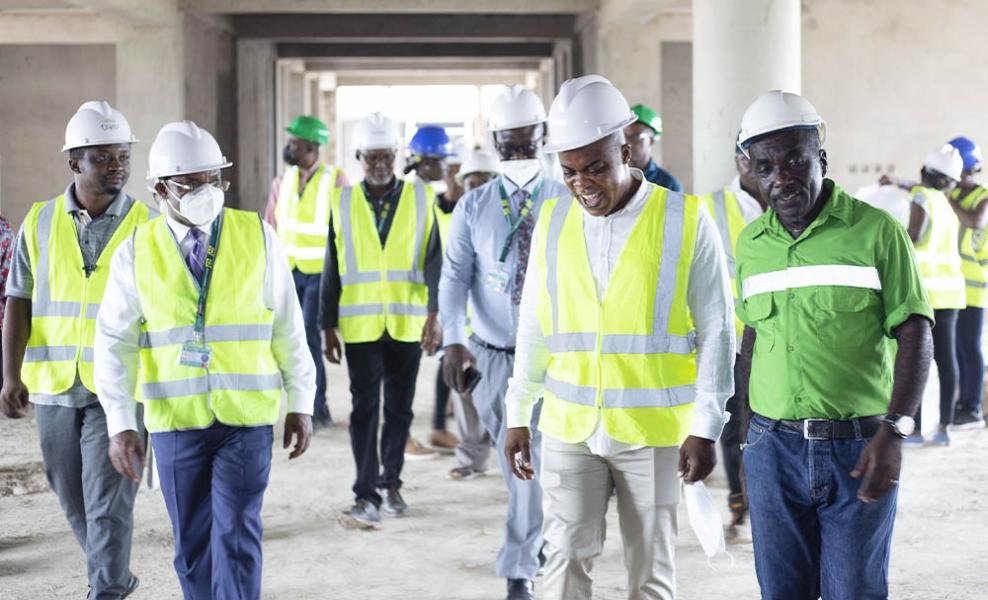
{"left": 896, "top": 415, "right": 916, "bottom": 437}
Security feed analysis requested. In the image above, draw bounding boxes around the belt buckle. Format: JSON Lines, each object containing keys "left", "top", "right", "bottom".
{"left": 802, "top": 418, "right": 831, "bottom": 440}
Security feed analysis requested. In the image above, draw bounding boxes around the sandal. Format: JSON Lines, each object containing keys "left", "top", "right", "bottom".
{"left": 447, "top": 466, "right": 485, "bottom": 480}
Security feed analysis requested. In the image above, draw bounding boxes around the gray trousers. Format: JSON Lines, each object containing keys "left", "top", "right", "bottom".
{"left": 464, "top": 337, "right": 544, "bottom": 580}
{"left": 541, "top": 437, "right": 680, "bottom": 600}
{"left": 452, "top": 389, "right": 491, "bottom": 471}
{"left": 35, "top": 402, "right": 143, "bottom": 599}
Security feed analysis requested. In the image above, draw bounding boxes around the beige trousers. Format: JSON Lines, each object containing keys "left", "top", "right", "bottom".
{"left": 540, "top": 435, "right": 680, "bottom": 600}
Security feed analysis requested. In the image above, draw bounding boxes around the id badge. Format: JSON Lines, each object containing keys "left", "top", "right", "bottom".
{"left": 179, "top": 342, "right": 212, "bottom": 369}
{"left": 484, "top": 265, "right": 512, "bottom": 293}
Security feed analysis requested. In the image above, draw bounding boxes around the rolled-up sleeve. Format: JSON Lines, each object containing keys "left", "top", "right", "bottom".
{"left": 686, "top": 210, "right": 736, "bottom": 441}
{"left": 439, "top": 198, "right": 475, "bottom": 347}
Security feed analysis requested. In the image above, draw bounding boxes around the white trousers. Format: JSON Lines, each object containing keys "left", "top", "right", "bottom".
{"left": 540, "top": 435, "right": 680, "bottom": 600}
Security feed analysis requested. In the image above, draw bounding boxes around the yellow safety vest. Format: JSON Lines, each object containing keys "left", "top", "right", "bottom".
{"left": 533, "top": 186, "right": 698, "bottom": 447}
{"left": 22, "top": 195, "right": 150, "bottom": 394}
{"left": 954, "top": 185, "right": 988, "bottom": 307}
{"left": 133, "top": 209, "right": 282, "bottom": 433}
{"left": 700, "top": 187, "right": 747, "bottom": 341}
{"left": 332, "top": 180, "right": 435, "bottom": 344}
{"left": 912, "top": 186, "right": 966, "bottom": 309}
{"left": 275, "top": 163, "right": 340, "bottom": 274}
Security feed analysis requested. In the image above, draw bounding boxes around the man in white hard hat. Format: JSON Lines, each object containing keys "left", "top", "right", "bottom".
{"left": 320, "top": 112, "right": 442, "bottom": 528}
{"left": 733, "top": 90, "right": 933, "bottom": 598}
{"left": 94, "top": 121, "right": 315, "bottom": 599}
{"left": 265, "top": 115, "right": 349, "bottom": 430}
{"left": 0, "top": 100, "right": 148, "bottom": 599}
{"left": 503, "top": 75, "right": 735, "bottom": 600}
{"left": 440, "top": 85, "right": 571, "bottom": 600}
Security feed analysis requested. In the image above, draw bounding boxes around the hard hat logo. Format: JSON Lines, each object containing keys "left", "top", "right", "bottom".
{"left": 99, "top": 120, "right": 119, "bottom": 132}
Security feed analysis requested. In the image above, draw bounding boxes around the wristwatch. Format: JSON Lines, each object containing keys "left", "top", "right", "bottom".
{"left": 883, "top": 414, "right": 916, "bottom": 439}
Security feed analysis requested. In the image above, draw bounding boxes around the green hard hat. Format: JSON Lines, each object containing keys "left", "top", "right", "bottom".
{"left": 630, "top": 104, "right": 663, "bottom": 136}
{"left": 285, "top": 115, "right": 329, "bottom": 145}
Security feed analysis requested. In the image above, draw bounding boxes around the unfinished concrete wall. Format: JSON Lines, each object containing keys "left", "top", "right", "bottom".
{"left": 661, "top": 41, "right": 692, "bottom": 193}
{"left": 803, "top": 0, "right": 988, "bottom": 192}
{"left": 0, "top": 44, "right": 116, "bottom": 228}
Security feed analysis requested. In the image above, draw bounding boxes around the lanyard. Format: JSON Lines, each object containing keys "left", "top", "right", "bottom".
{"left": 374, "top": 197, "right": 392, "bottom": 236}
{"left": 497, "top": 181, "right": 542, "bottom": 263}
{"left": 192, "top": 213, "right": 222, "bottom": 343}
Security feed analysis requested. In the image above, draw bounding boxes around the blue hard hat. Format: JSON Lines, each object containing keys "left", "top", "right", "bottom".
{"left": 948, "top": 136, "right": 983, "bottom": 171}
{"left": 408, "top": 125, "right": 453, "bottom": 158}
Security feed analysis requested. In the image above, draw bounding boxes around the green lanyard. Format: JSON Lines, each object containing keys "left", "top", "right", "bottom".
{"left": 374, "top": 197, "right": 392, "bottom": 236}
{"left": 192, "top": 213, "right": 222, "bottom": 343}
{"left": 497, "top": 180, "right": 542, "bottom": 263}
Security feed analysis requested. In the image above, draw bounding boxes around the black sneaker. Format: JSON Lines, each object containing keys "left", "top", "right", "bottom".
{"left": 340, "top": 499, "right": 382, "bottom": 529}
{"left": 380, "top": 486, "right": 409, "bottom": 517}
{"left": 507, "top": 578, "right": 535, "bottom": 600}
{"left": 950, "top": 408, "right": 986, "bottom": 431}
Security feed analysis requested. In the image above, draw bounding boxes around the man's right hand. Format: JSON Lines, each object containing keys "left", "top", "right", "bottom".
{"left": 109, "top": 430, "right": 145, "bottom": 482}
{"left": 442, "top": 343, "right": 476, "bottom": 394}
{"left": 323, "top": 328, "right": 343, "bottom": 365}
{"left": 0, "top": 379, "right": 30, "bottom": 418}
{"left": 504, "top": 426, "right": 535, "bottom": 480}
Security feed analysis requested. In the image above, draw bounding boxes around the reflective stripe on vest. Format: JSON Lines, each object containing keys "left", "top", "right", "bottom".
{"left": 23, "top": 195, "right": 150, "bottom": 394}
{"left": 955, "top": 186, "right": 988, "bottom": 307}
{"left": 133, "top": 209, "right": 282, "bottom": 433}
{"left": 912, "top": 186, "right": 965, "bottom": 309}
{"left": 742, "top": 265, "right": 882, "bottom": 301}
{"left": 333, "top": 181, "right": 433, "bottom": 343}
{"left": 276, "top": 164, "right": 337, "bottom": 272}
{"left": 534, "top": 186, "right": 699, "bottom": 448}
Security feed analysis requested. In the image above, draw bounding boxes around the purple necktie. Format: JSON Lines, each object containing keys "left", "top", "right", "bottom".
{"left": 186, "top": 228, "right": 206, "bottom": 282}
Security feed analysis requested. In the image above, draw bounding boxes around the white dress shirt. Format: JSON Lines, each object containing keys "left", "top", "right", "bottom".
{"left": 95, "top": 209, "right": 316, "bottom": 437}
{"left": 505, "top": 170, "right": 736, "bottom": 455}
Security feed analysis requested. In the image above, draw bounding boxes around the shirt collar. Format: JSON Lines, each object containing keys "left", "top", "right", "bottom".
{"left": 500, "top": 172, "right": 544, "bottom": 197}
{"left": 361, "top": 177, "right": 403, "bottom": 202}
{"left": 752, "top": 178, "right": 851, "bottom": 238}
{"left": 64, "top": 183, "right": 127, "bottom": 218}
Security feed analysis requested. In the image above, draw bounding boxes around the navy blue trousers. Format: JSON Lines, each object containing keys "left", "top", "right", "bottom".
{"left": 293, "top": 270, "right": 329, "bottom": 420}
{"left": 152, "top": 423, "right": 273, "bottom": 600}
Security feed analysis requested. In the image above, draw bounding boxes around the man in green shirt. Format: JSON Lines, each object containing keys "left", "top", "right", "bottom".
{"left": 734, "top": 90, "right": 934, "bottom": 600}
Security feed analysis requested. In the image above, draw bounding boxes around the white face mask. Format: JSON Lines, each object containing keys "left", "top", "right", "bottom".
{"left": 167, "top": 184, "right": 225, "bottom": 227}
{"left": 683, "top": 481, "right": 734, "bottom": 570}
{"left": 499, "top": 158, "right": 541, "bottom": 188}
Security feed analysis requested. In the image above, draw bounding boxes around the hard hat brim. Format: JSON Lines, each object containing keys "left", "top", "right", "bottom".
{"left": 146, "top": 159, "right": 233, "bottom": 183}
{"left": 543, "top": 114, "right": 637, "bottom": 154}
{"left": 285, "top": 127, "right": 328, "bottom": 145}
{"left": 61, "top": 137, "right": 138, "bottom": 153}
{"left": 489, "top": 117, "right": 546, "bottom": 133}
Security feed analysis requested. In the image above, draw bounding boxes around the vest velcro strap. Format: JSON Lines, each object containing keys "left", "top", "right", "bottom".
{"left": 340, "top": 272, "right": 381, "bottom": 285}
{"left": 340, "top": 303, "right": 383, "bottom": 317}
{"left": 140, "top": 324, "right": 274, "bottom": 349}
{"left": 602, "top": 385, "right": 694, "bottom": 409}
{"left": 545, "top": 376, "right": 597, "bottom": 406}
{"left": 141, "top": 372, "right": 283, "bottom": 400}
{"left": 545, "top": 332, "right": 696, "bottom": 355}
{"left": 390, "top": 303, "right": 428, "bottom": 316}
{"left": 742, "top": 265, "right": 882, "bottom": 300}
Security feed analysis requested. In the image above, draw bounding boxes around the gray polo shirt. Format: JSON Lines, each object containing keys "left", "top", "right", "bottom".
{"left": 7, "top": 183, "right": 137, "bottom": 407}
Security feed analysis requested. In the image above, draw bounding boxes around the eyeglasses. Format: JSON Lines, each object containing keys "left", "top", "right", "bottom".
{"left": 166, "top": 178, "right": 230, "bottom": 194}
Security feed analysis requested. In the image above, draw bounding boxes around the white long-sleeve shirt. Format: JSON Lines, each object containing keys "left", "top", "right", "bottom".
{"left": 505, "top": 171, "right": 736, "bottom": 454}
{"left": 95, "top": 210, "right": 316, "bottom": 437}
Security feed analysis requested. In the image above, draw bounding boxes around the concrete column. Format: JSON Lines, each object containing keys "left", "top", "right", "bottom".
{"left": 692, "top": 0, "right": 801, "bottom": 193}
{"left": 237, "top": 39, "right": 277, "bottom": 213}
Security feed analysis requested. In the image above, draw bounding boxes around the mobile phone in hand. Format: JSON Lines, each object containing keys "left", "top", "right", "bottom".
{"left": 463, "top": 366, "right": 483, "bottom": 395}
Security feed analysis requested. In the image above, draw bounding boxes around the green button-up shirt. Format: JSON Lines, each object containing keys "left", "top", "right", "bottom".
{"left": 735, "top": 179, "right": 934, "bottom": 420}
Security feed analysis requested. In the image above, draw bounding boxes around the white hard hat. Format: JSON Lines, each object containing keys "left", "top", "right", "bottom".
{"left": 354, "top": 112, "right": 401, "bottom": 151}
{"left": 488, "top": 85, "right": 547, "bottom": 132}
{"left": 738, "top": 90, "right": 826, "bottom": 150}
{"left": 456, "top": 149, "right": 500, "bottom": 183}
{"left": 542, "top": 75, "right": 636, "bottom": 154}
{"left": 923, "top": 144, "right": 964, "bottom": 181}
{"left": 146, "top": 121, "right": 232, "bottom": 182}
{"left": 62, "top": 100, "right": 137, "bottom": 152}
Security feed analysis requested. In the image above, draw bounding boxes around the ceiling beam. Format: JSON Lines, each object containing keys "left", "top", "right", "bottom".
{"left": 187, "top": 0, "right": 597, "bottom": 15}
{"left": 278, "top": 42, "right": 555, "bottom": 59}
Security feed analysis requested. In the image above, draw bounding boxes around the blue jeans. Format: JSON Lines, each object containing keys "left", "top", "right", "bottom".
{"left": 293, "top": 270, "right": 328, "bottom": 420}
{"left": 956, "top": 306, "right": 985, "bottom": 414}
{"left": 152, "top": 423, "right": 273, "bottom": 600}
{"left": 743, "top": 414, "right": 897, "bottom": 600}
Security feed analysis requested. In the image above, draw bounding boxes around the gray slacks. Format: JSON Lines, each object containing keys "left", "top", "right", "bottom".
{"left": 35, "top": 402, "right": 143, "bottom": 599}
{"left": 465, "top": 337, "right": 544, "bottom": 580}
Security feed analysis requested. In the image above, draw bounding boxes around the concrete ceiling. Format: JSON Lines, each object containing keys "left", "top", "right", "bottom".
{"left": 186, "top": 0, "right": 598, "bottom": 14}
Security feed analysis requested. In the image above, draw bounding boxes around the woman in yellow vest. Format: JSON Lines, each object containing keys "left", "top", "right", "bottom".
{"left": 505, "top": 76, "right": 735, "bottom": 599}
{"left": 945, "top": 136, "right": 988, "bottom": 429}
{"left": 94, "top": 121, "right": 315, "bottom": 599}
{"left": 904, "top": 146, "right": 967, "bottom": 446}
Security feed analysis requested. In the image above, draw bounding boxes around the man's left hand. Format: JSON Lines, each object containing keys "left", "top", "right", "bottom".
{"left": 420, "top": 312, "right": 442, "bottom": 355}
{"left": 851, "top": 426, "right": 902, "bottom": 503}
{"left": 679, "top": 435, "right": 716, "bottom": 482}
{"left": 283, "top": 413, "right": 312, "bottom": 460}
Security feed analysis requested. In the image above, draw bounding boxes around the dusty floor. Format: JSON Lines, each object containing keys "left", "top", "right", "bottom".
{"left": 1, "top": 356, "right": 987, "bottom": 599}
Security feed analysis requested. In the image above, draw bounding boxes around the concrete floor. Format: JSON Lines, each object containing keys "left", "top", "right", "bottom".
{"left": 1, "top": 355, "right": 987, "bottom": 599}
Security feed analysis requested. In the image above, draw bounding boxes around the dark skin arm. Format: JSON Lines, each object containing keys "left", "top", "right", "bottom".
{"left": 946, "top": 189, "right": 988, "bottom": 229}
{"left": 907, "top": 202, "right": 927, "bottom": 244}
{"left": 504, "top": 426, "right": 535, "bottom": 480}
{"left": 737, "top": 326, "right": 756, "bottom": 495}
{"left": 851, "top": 314, "right": 932, "bottom": 502}
{"left": 442, "top": 343, "right": 477, "bottom": 394}
{"left": 0, "top": 297, "right": 32, "bottom": 418}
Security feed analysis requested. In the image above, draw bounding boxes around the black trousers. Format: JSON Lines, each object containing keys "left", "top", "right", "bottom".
{"left": 917, "top": 308, "right": 959, "bottom": 429}
{"left": 344, "top": 336, "right": 422, "bottom": 506}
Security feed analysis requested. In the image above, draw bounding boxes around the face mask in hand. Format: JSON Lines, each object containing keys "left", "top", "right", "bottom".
{"left": 499, "top": 158, "right": 541, "bottom": 188}
{"left": 683, "top": 481, "right": 734, "bottom": 570}
{"left": 168, "top": 184, "right": 225, "bottom": 227}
